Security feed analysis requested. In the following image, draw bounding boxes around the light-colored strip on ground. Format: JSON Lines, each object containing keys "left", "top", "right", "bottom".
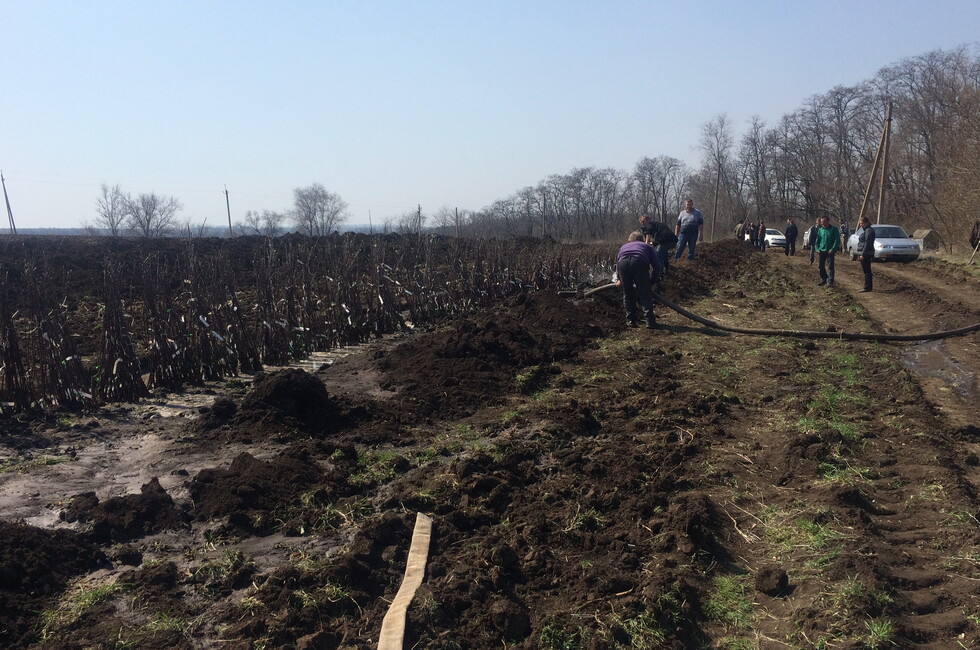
{"left": 377, "top": 513, "right": 433, "bottom": 650}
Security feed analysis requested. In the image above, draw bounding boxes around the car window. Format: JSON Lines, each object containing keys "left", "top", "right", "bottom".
{"left": 873, "top": 226, "right": 908, "bottom": 238}
{"left": 766, "top": 229, "right": 780, "bottom": 235}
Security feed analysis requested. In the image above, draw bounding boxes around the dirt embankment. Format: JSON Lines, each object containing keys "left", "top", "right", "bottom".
{"left": 0, "top": 239, "right": 977, "bottom": 649}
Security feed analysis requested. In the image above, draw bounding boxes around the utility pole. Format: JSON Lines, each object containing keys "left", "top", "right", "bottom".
{"left": 368, "top": 210, "right": 373, "bottom": 234}
{"left": 876, "top": 101, "right": 893, "bottom": 224}
{"left": 224, "top": 186, "right": 233, "bottom": 237}
{"left": 1, "top": 171, "right": 16, "bottom": 235}
{"left": 416, "top": 204, "right": 422, "bottom": 239}
{"left": 710, "top": 158, "right": 721, "bottom": 242}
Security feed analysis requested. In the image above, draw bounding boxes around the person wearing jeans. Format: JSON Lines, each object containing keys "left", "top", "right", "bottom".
{"left": 639, "top": 214, "right": 678, "bottom": 276}
{"left": 616, "top": 231, "right": 663, "bottom": 329}
{"left": 813, "top": 215, "right": 841, "bottom": 286}
{"left": 855, "top": 216, "right": 876, "bottom": 292}
{"left": 673, "top": 199, "right": 704, "bottom": 260}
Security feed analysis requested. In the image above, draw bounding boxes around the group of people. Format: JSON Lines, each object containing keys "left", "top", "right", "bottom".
{"left": 804, "top": 215, "right": 876, "bottom": 291}
{"left": 614, "top": 199, "right": 704, "bottom": 329}
{"left": 735, "top": 219, "right": 770, "bottom": 251}
{"left": 614, "top": 203, "right": 882, "bottom": 331}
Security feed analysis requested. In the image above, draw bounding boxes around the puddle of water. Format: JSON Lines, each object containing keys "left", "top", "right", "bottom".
{"left": 901, "top": 340, "right": 975, "bottom": 400}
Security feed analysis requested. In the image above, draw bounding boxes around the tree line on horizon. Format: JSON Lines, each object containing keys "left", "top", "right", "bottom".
{"left": 85, "top": 46, "right": 978, "bottom": 252}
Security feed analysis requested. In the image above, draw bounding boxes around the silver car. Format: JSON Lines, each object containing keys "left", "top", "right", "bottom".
{"left": 846, "top": 224, "right": 920, "bottom": 262}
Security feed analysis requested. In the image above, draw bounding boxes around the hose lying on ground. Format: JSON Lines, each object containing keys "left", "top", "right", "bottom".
{"left": 579, "top": 283, "right": 980, "bottom": 342}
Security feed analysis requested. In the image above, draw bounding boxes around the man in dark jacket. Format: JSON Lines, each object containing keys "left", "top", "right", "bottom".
{"left": 616, "top": 231, "right": 663, "bottom": 329}
{"left": 856, "top": 216, "right": 876, "bottom": 292}
{"left": 784, "top": 218, "right": 798, "bottom": 256}
{"left": 638, "top": 214, "right": 678, "bottom": 276}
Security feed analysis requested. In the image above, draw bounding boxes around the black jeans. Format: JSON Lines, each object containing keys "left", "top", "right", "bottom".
{"left": 785, "top": 239, "right": 796, "bottom": 256}
{"left": 617, "top": 256, "right": 655, "bottom": 324}
{"left": 818, "top": 251, "right": 836, "bottom": 283}
{"left": 860, "top": 256, "right": 873, "bottom": 290}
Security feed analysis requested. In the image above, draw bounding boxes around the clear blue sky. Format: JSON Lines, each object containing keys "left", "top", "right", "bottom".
{"left": 3, "top": 1, "right": 979, "bottom": 229}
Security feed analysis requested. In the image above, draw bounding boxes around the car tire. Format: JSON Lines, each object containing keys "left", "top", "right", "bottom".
{"left": 849, "top": 248, "right": 857, "bottom": 261}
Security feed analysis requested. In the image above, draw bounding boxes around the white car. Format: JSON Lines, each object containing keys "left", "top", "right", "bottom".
{"left": 846, "top": 224, "right": 920, "bottom": 262}
{"left": 763, "top": 229, "right": 786, "bottom": 249}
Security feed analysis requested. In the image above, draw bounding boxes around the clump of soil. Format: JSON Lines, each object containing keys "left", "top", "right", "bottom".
{"left": 188, "top": 449, "right": 324, "bottom": 533}
{"left": 188, "top": 396, "right": 237, "bottom": 433}
{"left": 224, "top": 368, "right": 364, "bottom": 441}
{"left": 59, "top": 477, "right": 189, "bottom": 543}
{"left": 0, "top": 521, "right": 107, "bottom": 648}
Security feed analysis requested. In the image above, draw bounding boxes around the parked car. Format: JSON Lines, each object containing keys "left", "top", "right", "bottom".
{"left": 846, "top": 224, "right": 921, "bottom": 262}
{"left": 763, "top": 229, "right": 786, "bottom": 249}
{"left": 803, "top": 226, "right": 813, "bottom": 250}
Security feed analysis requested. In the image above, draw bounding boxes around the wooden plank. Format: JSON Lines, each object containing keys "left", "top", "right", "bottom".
{"left": 377, "top": 513, "right": 433, "bottom": 650}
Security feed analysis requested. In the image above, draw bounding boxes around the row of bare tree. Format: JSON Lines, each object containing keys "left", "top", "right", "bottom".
{"left": 450, "top": 46, "right": 979, "bottom": 251}
{"left": 93, "top": 183, "right": 350, "bottom": 239}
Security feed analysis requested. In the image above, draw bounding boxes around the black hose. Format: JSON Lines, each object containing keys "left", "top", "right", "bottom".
{"left": 581, "top": 283, "right": 980, "bottom": 342}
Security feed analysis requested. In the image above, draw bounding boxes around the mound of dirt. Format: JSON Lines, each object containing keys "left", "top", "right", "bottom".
{"left": 188, "top": 449, "right": 325, "bottom": 533}
{"left": 0, "top": 521, "right": 108, "bottom": 648}
{"left": 225, "top": 369, "right": 364, "bottom": 441}
{"left": 59, "top": 477, "right": 190, "bottom": 543}
{"left": 377, "top": 291, "right": 609, "bottom": 418}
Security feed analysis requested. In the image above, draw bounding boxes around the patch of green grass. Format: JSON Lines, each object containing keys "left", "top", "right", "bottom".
{"left": 616, "top": 613, "right": 667, "bottom": 649}
{"left": 818, "top": 459, "right": 871, "bottom": 485}
{"left": 144, "top": 611, "right": 186, "bottom": 634}
{"left": 238, "top": 596, "right": 264, "bottom": 617}
{"left": 515, "top": 364, "right": 550, "bottom": 394}
{"left": 499, "top": 410, "right": 526, "bottom": 426}
{"left": 864, "top": 617, "right": 894, "bottom": 649}
{"left": 0, "top": 454, "right": 68, "bottom": 473}
{"left": 761, "top": 506, "right": 848, "bottom": 572}
{"left": 349, "top": 450, "right": 401, "bottom": 486}
{"left": 563, "top": 505, "right": 604, "bottom": 532}
{"left": 40, "top": 581, "right": 127, "bottom": 639}
{"left": 703, "top": 575, "right": 754, "bottom": 629}
{"left": 540, "top": 622, "right": 581, "bottom": 650}
{"left": 718, "top": 638, "right": 758, "bottom": 650}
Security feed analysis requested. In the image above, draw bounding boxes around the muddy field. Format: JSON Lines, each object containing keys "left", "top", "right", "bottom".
{"left": 1, "top": 238, "right": 978, "bottom": 649}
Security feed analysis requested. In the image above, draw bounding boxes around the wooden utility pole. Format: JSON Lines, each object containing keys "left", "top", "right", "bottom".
{"left": 857, "top": 101, "right": 892, "bottom": 226}
{"left": 1, "top": 171, "right": 16, "bottom": 235}
{"left": 224, "top": 186, "right": 233, "bottom": 237}
{"left": 876, "top": 101, "right": 893, "bottom": 224}
{"left": 710, "top": 158, "right": 721, "bottom": 242}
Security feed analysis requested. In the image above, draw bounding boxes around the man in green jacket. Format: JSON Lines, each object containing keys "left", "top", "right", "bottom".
{"left": 814, "top": 215, "right": 841, "bottom": 286}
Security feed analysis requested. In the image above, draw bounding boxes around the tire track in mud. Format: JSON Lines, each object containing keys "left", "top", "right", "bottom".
{"left": 721, "top": 252, "right": 980, "bottom": 649}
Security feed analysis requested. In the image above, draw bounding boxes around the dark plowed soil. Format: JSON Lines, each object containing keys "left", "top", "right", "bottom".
{"left": 1, "top": 238, "right": 978, "bottom": 649}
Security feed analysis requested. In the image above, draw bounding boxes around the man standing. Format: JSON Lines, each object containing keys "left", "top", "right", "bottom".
{"left": 806, "top": 221, "right": 820, "bottom": 265}
{"left": 674, "top": 199, "right": 704, "bottom": 260}
{"left": 616, "top": 231, "right": 663, "bottom": 329}
{"left": 639, "top": 214, "right": 678, "bottom": 276}
{"left": 784, "top": 218, "right": 798, "bottom": 256}
{"left": 840, "top": 220, "right": 851, "bottom": 251}
{"left": 814, "top": 215, "right": 841, "bottom": 286}
{"left": 734, "top": 219, "right": 745, "bottom": 241}
{"left": 855, "top": 216, "right": 876, "bottom": 292}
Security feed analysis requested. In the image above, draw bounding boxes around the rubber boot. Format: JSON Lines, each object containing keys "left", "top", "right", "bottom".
{"left": 644, "top": 310, "right": 657, "bottom": 330}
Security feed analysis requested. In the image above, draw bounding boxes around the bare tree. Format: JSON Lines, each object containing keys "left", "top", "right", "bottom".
{"left": 239, "top": 210, "right": 285, "bottom": 237}
{"left": 95, "top": 184, "right": 127, "bottom": 236}
{"left": 292, "top": 183, "right": 348, "bottom": 236}
{"left": 123, "top": 192, "right": 182, "bottom": 237}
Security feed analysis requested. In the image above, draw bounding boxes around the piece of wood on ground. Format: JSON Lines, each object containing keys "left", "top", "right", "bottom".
{"left": 377, "top": 512, "right": 434, "bottom": 650}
